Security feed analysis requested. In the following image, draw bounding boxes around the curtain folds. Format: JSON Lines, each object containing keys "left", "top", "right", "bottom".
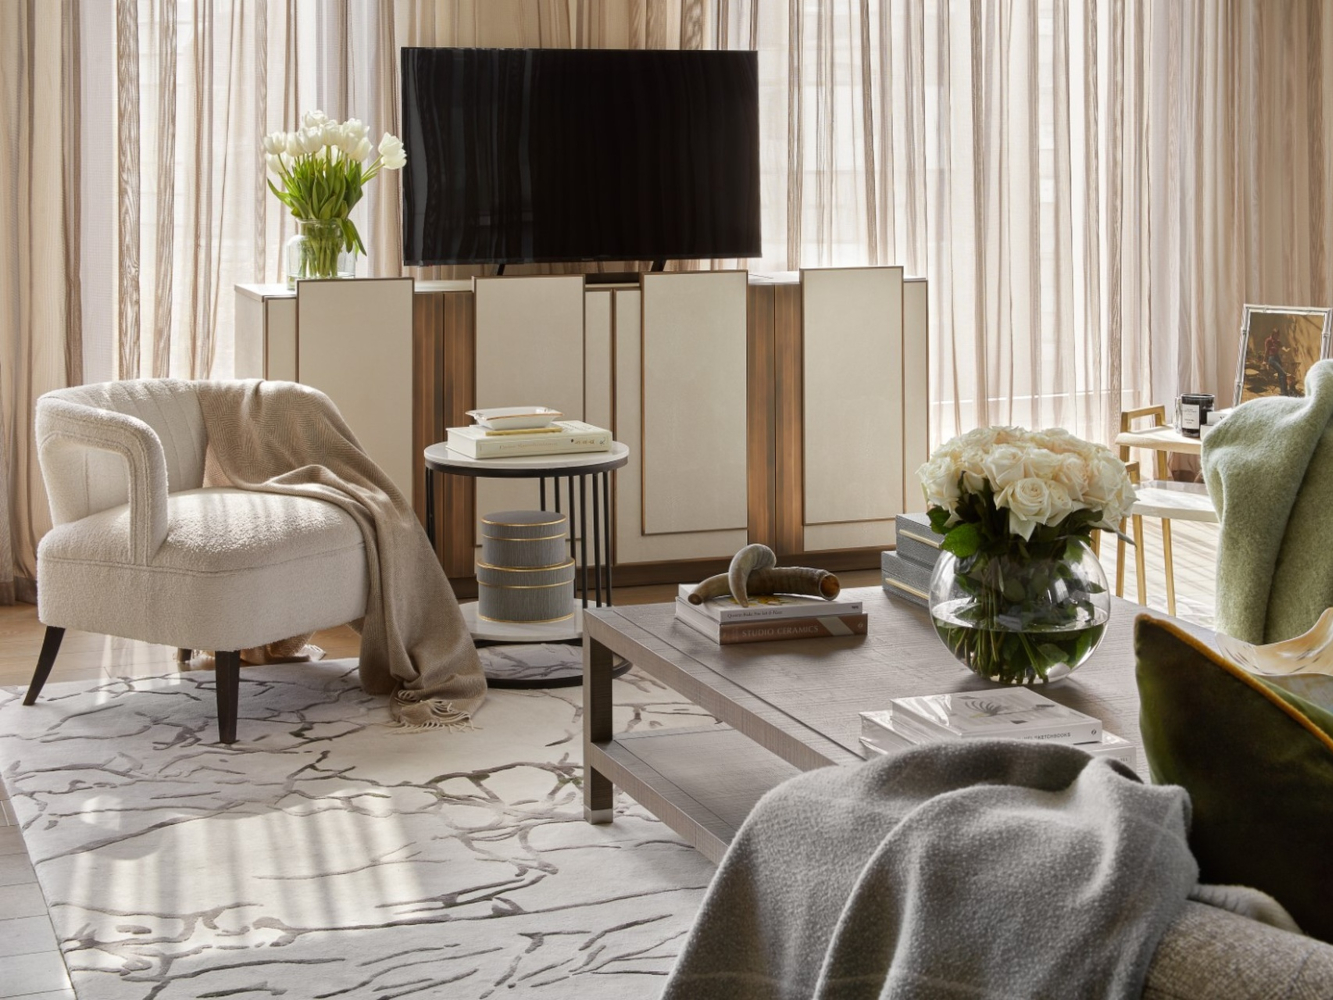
{"left": 6, "top": 0, "right": 1333, "bottom": 595}
{"left": 1, "top": 0, "right": 83, "bottom": 601}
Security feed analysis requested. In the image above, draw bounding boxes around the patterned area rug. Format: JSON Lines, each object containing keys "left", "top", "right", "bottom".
{"left": 0, "top": 662, "right": 718, "bottom": 999}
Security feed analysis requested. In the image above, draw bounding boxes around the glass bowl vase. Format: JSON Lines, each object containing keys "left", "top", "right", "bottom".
{"left": 927, "top": 538, "right": 1111, "bottom": 685}
{"left": 284, "top": 218, "right": 357, "bottom": 289}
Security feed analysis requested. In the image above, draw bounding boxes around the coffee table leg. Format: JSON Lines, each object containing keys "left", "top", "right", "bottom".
{"left": 583, "top": 632, "right": 614, "bottom": 823}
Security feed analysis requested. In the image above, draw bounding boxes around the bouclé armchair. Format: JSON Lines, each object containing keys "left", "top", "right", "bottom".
{"left": 26, "top": 379, "right": 369, "bottom": 743}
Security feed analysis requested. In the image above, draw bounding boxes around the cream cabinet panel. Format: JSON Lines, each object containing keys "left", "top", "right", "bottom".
{"left": 802, "top": 267, "right": 904, "bottom": 528}
{"left": 902, "top": 277, "right": 930, "bottom": 512}
{"left": 473, "top": 275, "right": 587, "bottom": 541}
{"left": 615, "top": 289, "right": 748, "bottom": 564}
{"left": 640, "top": 271, "right": 749, "bottom": 536}
{"left": 803, "top": 520, "right": 894, "bottom": 551}
{"left": 233, "top": 288, "right": 295, "bottom": 381}
{"left": 584, "top": 289, "right": 614, "bottom": 432}
{"left": 296, "top": 278, "right": 414, "bottom": 497}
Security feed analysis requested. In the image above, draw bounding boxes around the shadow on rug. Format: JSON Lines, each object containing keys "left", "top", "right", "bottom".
{"left": 0, "top": 662, "right": 718, "bottom": 999}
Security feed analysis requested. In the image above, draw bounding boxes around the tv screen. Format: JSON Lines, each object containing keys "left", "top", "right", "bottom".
{"left": 400, "top": 48, "right": 761, "bottom": 267}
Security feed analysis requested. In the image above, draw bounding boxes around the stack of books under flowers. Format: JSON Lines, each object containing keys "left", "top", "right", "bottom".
{"left": 881, "top": 512, "right": 941, "bottom": 607}
{"left": 445, "top": 407, "right": 612, "bottom": 460}
{"left": 859, "top": 688, "right": 1135, "bottom": 768}
{"left": 674, "top": 585, "right": 868, "bottom": 645}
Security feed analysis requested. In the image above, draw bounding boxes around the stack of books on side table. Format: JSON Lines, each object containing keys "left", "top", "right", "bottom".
{"left": 859, "top": 687, "right": 1136, "bottom": 768}
{"left": 882, "top": 512, "right": 941, "bottom": 607}
{"left": 445, "top": 420, "right": 611, "bottom": 460}
{"left": 674, "top": 585, "right": 867, "bottom": 645}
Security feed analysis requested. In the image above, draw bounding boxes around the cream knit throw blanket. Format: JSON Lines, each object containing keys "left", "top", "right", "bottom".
{"left": 196, "top": 380, "right": 486, "bottom": 728}
{"left": 1202, "top": 359, "right": 1333, "bottom": 644}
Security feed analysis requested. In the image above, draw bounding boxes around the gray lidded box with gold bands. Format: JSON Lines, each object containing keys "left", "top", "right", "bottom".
{"left": 481, "top": 509, "right": 569, "bottom": 569}
{"left": 478, "top": 510, "right": 575, "bottom": 624}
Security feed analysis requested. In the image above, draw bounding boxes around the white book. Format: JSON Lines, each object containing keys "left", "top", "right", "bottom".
{"left": 866, "top": 688, "right": 1102, "bottom": 745}
{"left": 860, "top": 729, "right": 1136, "bottom": 769}
{"left": 445, "top": 420, "right": 611, "bottom": 459}
{"left": 676, "top": 584, "right": 862, "bottom": 623}
{"left": 674, "top": 599, "right": 869, "bottom": 644}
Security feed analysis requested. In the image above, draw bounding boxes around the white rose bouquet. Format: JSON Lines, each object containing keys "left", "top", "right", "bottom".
{"left": 916, "top": 426, "right": 1136, "bottom": 684}
{"left": 264, "top": 110, "right": 407, "bottom": 282}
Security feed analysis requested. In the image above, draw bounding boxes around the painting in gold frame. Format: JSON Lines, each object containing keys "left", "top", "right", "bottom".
{"left": 1234, "top": 305, "right": 1333, "bottom": 406}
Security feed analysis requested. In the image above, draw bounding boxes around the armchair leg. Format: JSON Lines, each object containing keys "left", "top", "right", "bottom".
{"left": 23, "top": 626, "right": 67, "bottom": 705}
{"left": 178, "top": 648, "right": 193, "bottom": 663}
{"left": 215, "top": 651, "right": 240, "bottom": 744}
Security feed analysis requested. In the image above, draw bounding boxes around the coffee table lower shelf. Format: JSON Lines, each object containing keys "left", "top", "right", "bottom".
{"left": 588, "top": 725, "right": 808, "bottom": 864}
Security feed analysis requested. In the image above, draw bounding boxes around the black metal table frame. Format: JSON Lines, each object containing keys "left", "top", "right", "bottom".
{"left": 424, "top": 452, "right": 625, "bottom": 610}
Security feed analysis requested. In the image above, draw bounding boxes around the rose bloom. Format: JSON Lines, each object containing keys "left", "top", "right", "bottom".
{"left": 996, "top": 477, "right": 1054, "bottom": 540}
{"left": 980, "top": 444, "right": 1029, "bottom": 491}
{"left": 1022, "top": 447, "right": 1062, "bottom": 480}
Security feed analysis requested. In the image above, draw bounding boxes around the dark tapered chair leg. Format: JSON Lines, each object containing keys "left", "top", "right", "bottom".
{"left": 178, "top": 648, "right": 193, "bottom": 663}
{"left": 23, "top": 626, "right": 66, "bottom": 706}
{"left": 214, "top": 651, "right": 241, "bottom": 744}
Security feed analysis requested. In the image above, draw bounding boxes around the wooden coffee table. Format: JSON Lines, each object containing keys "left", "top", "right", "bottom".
{"left": 582, "top": 587, "right": 1206, "bottom": 863}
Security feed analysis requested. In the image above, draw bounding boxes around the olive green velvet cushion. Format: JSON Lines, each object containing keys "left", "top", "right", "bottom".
{"left": 1135, "top": 615, "right": 1333, "bottom": 944}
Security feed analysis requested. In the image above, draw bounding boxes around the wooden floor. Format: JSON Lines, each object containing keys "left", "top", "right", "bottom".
{"left": 0, "top": 520, "right": 1218, "bottom": 997}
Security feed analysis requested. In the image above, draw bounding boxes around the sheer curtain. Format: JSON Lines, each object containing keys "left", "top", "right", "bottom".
{"left": 720, "top": 0, "right": 1333, "bottom": 445}
{"left": 5, "top": 0, "right": 1333, "bottom": 597}
{"left": 1, "top": 1, "right": 83, "bottom": 602}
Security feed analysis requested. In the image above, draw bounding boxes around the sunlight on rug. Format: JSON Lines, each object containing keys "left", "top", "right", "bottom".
{"left": 0, "top": 662, "right": 719, "bottom": 999}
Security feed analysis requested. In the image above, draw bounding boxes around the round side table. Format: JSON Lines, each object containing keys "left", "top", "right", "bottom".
{"left": 424, "top": 442, "right": 631, "bottom": 688}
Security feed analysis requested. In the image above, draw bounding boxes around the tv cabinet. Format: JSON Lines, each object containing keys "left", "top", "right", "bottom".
{"left": 234, "top": 269, "right": 928, "bottom": 595}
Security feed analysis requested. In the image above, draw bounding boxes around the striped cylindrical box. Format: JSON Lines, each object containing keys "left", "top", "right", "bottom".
{"left": 480, "top": 510, "right": 569, "bottom": 569}
{"left": 478, "top": 510, "right": 575, "bottom": 624}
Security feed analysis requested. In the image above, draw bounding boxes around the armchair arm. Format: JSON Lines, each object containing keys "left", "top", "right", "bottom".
{"left": 35, "top": 396, "right": 170, "bottom": 565}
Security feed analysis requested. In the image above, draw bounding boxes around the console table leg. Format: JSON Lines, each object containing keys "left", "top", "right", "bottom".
{"left": 583, "top": 633, "right": 614, "bottom": 823}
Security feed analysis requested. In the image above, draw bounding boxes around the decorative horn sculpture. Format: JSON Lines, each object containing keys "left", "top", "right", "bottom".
{"left": 688, "top": 542, "right": 841, "bottom": 606}
{"left": 727, "top": 543, "right": 777, "bottom": 607}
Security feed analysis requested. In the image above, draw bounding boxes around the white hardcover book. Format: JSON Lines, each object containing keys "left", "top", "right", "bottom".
{"left": 881, "top": 688, "right": 1102, "bottom": 744}
{"left": 445, "top": 420, "right": 611, "bottom": 459}
{"left": 1076, "top": 732, "right": 1136, "bottom": 768}
{"left": 861, "top": 727, "right": 1135, "bottom": 770}
{"left": 676, "top": 584, "right": 863, "bottom": 623}
{"left": 860, "top": 710, "right": 947, "bottom": 748}
{"left": 675, "top": 600, "right": 868, "bottom": 644}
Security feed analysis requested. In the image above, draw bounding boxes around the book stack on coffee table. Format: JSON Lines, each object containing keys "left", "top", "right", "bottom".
{"left": 882, "top": 512, "right": 942, "bottom": 607}
{"left": 674, "top": 586, "right": 867, "bottom": 645}
{"left": 859, "top": 687, "right": 1136, "bottom": 768}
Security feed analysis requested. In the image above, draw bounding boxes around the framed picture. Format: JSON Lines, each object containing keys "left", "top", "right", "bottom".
{"left": 1234, "top": 305, "right": 1333, "bottom": 405}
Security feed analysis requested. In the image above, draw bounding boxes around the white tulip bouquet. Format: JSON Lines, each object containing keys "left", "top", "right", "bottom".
{"left": 264, "top": 110, "right": 407, "bottom": 279}
{"left": 917, "top": 426, "right": 1136, "bottom": 684}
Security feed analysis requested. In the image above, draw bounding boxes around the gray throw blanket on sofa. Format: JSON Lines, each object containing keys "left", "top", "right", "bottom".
{"left": 196, "top": 380, "right": 486, "bottom": 729}
{"left": 661, "top": 741, "right": 1197, "bottom": 1000}
{"left": 1202, "top": 359, "right": 1333, "bottom": 644}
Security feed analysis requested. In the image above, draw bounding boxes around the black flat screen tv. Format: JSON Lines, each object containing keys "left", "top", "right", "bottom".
{"left": 400, "top": 47, "right": 761, "bottom": 267}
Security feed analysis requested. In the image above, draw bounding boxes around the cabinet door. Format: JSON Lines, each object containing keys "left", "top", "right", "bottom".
{"left": 296, "top": 277, "right": 414, "bottom": 497}
{"left": 472, "top": 275, "right": 587, "bottom": 547}
{"left": 783, "top": 267, "right": 919, "bottom": 552}
{"left": 613, "top": 273, "right": 750, "bottom": 564}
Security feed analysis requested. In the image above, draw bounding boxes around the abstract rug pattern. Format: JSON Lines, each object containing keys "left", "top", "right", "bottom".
{"left": 0, "top": 662, "right": 719, "bottom": 999}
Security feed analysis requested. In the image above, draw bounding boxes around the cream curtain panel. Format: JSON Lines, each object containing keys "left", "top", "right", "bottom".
{"left": 4, "top": 0, "right": 1333, "bottom": 597}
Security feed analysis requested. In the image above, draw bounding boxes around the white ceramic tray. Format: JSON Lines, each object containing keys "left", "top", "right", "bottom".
{"left": 466, "top": 406, "right": 562, "bottom": 431}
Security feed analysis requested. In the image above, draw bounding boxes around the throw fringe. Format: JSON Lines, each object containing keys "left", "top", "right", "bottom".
{"left": 390, "top": 692, "right": 475, "bottom": 733}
